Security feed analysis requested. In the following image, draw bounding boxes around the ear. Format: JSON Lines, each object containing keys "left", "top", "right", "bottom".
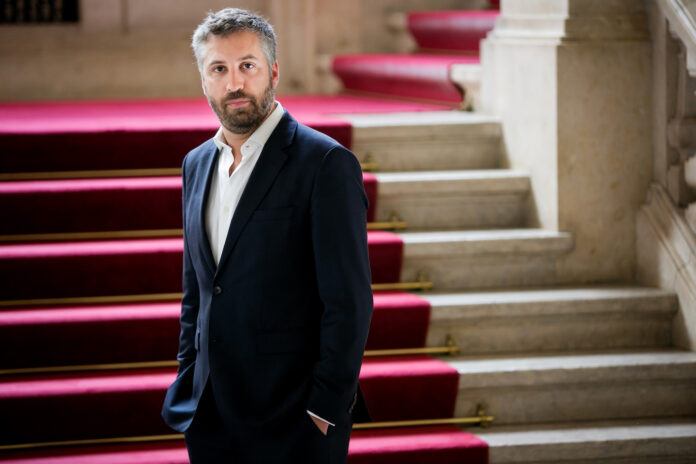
{"left": 271, "top": 61, "right": 280, "bottom": 89}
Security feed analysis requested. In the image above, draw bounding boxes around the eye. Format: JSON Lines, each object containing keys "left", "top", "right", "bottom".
{"left": 241, "top": 62, "right": 256, "bottom": 71}
{"left": 211, "top": 65, "right": 226, "bottom": 73}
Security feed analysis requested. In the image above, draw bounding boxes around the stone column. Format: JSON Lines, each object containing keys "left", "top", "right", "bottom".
{"left": 481, "top": 0, "right": 653, "bottom": 283}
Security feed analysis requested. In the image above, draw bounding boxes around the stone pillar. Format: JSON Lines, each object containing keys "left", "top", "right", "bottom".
{"left": 481, "top": 0, "right": 653, "bottom": 283}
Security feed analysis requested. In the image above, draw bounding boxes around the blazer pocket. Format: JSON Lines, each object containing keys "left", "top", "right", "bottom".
{"left": 256, "top": 328, "right": 313, "bottom": 354}
{"left": 250, "top": 206, "right": 295, "bottom": 222}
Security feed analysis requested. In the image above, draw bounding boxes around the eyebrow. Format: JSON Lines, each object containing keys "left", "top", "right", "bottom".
{"left": 207, "top": 54, "right": 260, "bottom": 67}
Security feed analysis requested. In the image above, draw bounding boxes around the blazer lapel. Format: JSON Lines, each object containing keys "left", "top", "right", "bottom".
{"left": 214, "top": 112, "right": 297, "bottom": 277}
{"left": 192, "top": 141, "right": 219, "bottom": 276}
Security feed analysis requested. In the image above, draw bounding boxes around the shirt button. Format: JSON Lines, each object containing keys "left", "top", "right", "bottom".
{"left": 213, "top": 286, "right": 222, "bottom": 296}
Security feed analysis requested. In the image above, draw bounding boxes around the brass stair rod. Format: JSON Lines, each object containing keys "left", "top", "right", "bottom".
{"left": 0, "top": 159, "right": 377, "bottom": 181}
{"left": 0, "top": 272, "right": 433, "bottom": 308}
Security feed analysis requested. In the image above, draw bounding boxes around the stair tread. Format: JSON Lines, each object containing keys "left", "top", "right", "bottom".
{"left": 400, "top": 229, "right": 573, "bottom": 257}
{"left": 479, "top": 417, "right": 696, "bottom": 446}
{"left": 340, "top": 110, "right": 499, "bottom": 127}
{"left": 478, "top": 418, "right": 696, "bottom": 462}
{"left": 447, "top": 349, "right": 696, "bottom": 375}
{"left": 376, "top": 169, "right": 528, "bottom": 182}
{"left": 423, "top": 285, "right": 677, "bottom": 312}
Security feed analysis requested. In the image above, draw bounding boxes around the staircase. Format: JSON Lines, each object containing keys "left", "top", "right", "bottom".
{"left": 1, "top": 2, "right": 696, "bottom": 464}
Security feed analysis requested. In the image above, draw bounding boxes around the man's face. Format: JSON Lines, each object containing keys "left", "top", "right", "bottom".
{"left": 200, "top": 31, "right": 279, "bottom": 135}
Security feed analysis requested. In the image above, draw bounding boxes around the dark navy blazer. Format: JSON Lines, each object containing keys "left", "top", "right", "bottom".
{"left": 161, "top": 110, "right": 373, "bottom": 438}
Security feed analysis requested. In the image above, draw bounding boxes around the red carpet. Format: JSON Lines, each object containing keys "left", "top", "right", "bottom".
{"left": 349, "top": 426, "right": 488, "bottom": 463}
{"left": 408, "top": 10, "right": 499, "bottom": 53}
{"left": 0, "top": 95, "right": 448, "bottom": 175}
{"left": 366, "top": 292, "right": 431, "bottom": 350}
{"left": 332, "top": 54, "right": 477, "bottom": 104}
{"left": 1, "top": 292, "right": 428, "bottom": 368}
{"left": 0, "top": 357, "right": 459, "bottom": 444}
{"left": 362, "top": 172, "right": 378, "bottom": 222}
{"left": 359, "top": 356, "right": 460, "bottom": 421}
{"left": 0, "top": 232, "right": 403, "bottom": 300}
{"left": 0, "top": 427, "right": 488, "bottom": 463}
{"left": 0, "top": 173, "right": 379, "bottom": 235}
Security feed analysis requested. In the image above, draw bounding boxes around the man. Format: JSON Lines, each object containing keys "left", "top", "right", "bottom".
{"left": 160, "top": 7, "right": 373, "bottom": 464}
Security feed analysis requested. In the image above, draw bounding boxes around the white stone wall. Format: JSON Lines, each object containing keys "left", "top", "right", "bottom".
{"left": 482, "top": 0, "right": 653, "bottom": 284}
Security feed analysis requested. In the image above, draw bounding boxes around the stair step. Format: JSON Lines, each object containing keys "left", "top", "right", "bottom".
{"left": 0, "top": 170, "right": 527, "bottom": 236}
{"left": 374, "top": 170, "right": 529, "bottom": 229}
{"left": 332, "top": 54, "right": 478, "bottom": 104}
{"left": 400, "top": 229, "right": 574, "bottom": 289}
{"left": 0, "top": 173, "right": 379, "bottom": 235}
{"left": 479, "top": 418, "right": 696, "bottom": 463}
{"left": 424, "top": 286, "right": 677, "bottom": 353}
{"left": 0, "top": 426, "right": 489, "bottom": 463}
{"left": 407, "top": 10, "right": 499, "bottom": 53}
{"left": 341, "top": 111, "right": 503, "bottom": 171}
{"left": 0, "top": 232, "right": 402, "bottom": 300}
{"left": 0, "top": 95, "right": 450, "bottom": 177}
{"left": 0, "top": 356, "right": 459, "bottom": 443}
{"left": 447, "top": 350, "right": 696, "bottom": 425}
{"left": 0, "top": 292, "right": 430, "bottom": 368}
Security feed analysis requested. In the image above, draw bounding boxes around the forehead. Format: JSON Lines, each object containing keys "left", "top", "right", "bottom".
{"left": 203, "top": 30, "right": 264, "bottom": 63}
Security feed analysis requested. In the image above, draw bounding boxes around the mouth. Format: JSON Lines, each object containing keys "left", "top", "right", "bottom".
{"left": 225, "top": 99, "right": 251, "bottom": 109}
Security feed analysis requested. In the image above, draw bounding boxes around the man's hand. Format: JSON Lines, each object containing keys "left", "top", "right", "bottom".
{"left": 309, "top": 413, "right": 330, "bottom": 435}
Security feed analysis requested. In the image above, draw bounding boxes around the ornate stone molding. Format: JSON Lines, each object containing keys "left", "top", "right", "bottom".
{"left": 659, "top": 0, "right": 696, "bottom": 77}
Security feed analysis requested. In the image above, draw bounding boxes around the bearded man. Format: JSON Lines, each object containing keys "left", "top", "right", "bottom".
{"left": 160, "top": 7, "right": 373, "bottom": 464}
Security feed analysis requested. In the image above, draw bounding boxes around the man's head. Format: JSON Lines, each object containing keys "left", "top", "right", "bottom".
{"left": 192, "top": 8, "right": 279, "bottom": 135}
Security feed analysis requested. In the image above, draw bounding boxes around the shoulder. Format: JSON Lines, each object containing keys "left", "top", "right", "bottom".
{"left": 291, "top": 120, "right": 357, "bottom": 169}
{"left": 182, "top": 138, "right": 216, "bottom": 175}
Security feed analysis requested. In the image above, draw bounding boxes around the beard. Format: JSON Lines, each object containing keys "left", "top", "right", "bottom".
{"left": 208, "top": 78, "right": 275, "bottom": 135}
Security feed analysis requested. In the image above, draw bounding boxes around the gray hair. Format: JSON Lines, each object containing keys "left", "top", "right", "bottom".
{"left": 191, "top": 8, "right": 277, "bottom": 71}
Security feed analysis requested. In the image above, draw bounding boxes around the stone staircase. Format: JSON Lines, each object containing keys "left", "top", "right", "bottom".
{"left": 345, "top": 110, "right": 696, "bottom": 462}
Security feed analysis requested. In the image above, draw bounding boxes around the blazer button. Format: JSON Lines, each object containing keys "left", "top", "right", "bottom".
{"left": 213, "top": 286, "right": 222, "bottom": 295}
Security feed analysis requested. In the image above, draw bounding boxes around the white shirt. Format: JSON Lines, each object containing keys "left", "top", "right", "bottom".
{"left": 205, "top": 100, "right": 335, "bottom": 429}
{"left": 206, "top": 100, "right": 285, "bottom": 265}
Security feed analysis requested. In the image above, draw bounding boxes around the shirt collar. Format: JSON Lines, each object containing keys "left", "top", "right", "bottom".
{"left": 212, "top": 100, "right": 285, "bottom": 158}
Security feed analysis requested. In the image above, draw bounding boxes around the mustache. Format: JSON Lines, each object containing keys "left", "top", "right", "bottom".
{"left": 223, "top": 91, "right": 254, "bottom": 103}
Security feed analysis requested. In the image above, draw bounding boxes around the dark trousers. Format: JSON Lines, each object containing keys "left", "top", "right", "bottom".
{"left": 184, "top": 381, "right": 351, "bottom": 464}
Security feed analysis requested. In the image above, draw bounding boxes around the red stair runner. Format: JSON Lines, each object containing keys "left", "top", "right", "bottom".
{"left": 0, "top": 233, "right": 403, "bottom": 300}
{"left": 0, "top": 358, "right": 458, "bottom": 444}
{"left": 0, "top": 173, "right": 378, "bottom": 235}
{"left": 0, "top": 7, "right": 496, "bottom": 460}
{"left": 332, "top": 54, "right": 477, "bottom": 105}
{"left": 0, "top": 292, "right": 429, "bottom": 369}
{"left": 407, "top": 10, "right": 499, "bottom": 53}
{"left": 0, "top": 427, "right": 488, "bottom": 463}
{"left": 0, "top": 96, "right": 448, "bottom": 175}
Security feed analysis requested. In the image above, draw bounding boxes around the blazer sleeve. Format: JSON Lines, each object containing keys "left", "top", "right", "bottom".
{"left": 307, "top": 145, "right": 374, "bottom": 425}
{"left": 175, "top": 154, "right": 200, "bottom": 374}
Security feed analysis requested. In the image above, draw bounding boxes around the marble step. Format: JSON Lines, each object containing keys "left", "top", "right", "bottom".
{"left": 478, "top": 418, "right": 696, "bottom": 463}
{"left": 375, "top": 169, "right": 530, "bottom": 230}
{"left": 423, "top": 286, "right": 677, "bottom": 354}
{"left": 400, "top": 229, "right": 574, "bottom": 289}
{"left": 339, "top": 111, "right": 504, "bottom": 171}
{"left": 448, "top": 350, "right": 696, "bottom": 426}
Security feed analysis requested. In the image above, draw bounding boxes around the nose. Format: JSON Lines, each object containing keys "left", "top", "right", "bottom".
{"left": 225, "top": 69, "right": 244, "bottom": 94}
